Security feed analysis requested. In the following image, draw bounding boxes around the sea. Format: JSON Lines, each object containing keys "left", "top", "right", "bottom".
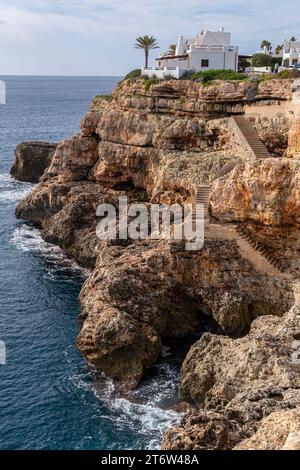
{"left": 0, "top": 76, "right": 181, "bottom": 450}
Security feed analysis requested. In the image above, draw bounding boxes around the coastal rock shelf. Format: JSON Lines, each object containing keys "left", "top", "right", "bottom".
{"left": 14, "top": 77, "right": 300, "bottom": 450}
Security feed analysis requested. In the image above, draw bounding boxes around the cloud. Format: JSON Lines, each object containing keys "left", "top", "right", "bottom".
{"left": 0, "top": 0, "right": 299, "bottom": 74}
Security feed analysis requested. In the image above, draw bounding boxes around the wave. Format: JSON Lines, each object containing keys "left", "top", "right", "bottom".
{"left": 109, "top": 365, "right": 181, "bottom": 450}
{"left": 0, "top": 173, "right": 33, "bottom": 203}
{"left": 11, "top": 224, "right": 90, "bottom": 278}
{"left": 72, "top": 362, "right": 182, "bottom": 450}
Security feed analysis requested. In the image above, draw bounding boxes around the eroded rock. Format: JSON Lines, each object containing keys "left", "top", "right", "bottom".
{"left": 13, "top": 77, "right": 300, "bottom": 448}
{"left": 10, "top": 141, "right": 57, "bottom": 183}
{"left": 210, "top": 159, "right": 300, "bottom": 226}
{"left": 234, "top": 409, "right": 300, "bottom": 450}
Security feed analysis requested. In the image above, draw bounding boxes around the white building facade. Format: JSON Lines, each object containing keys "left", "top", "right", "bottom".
{"left": 282, "top": 40, "right": 300, "bottom": 67}
{"left": 141, "top": 29, "right": 239, "bottom": 79}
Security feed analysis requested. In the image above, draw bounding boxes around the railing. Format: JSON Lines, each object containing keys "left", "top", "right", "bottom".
{"left": 141, "top": 66, "right": 182, "bottom": 79}
{"left": 190, "top": 45, "right": 238, "bottom": 52}
{"left": 142, "top": 66, "right": 179, "bottom": 72}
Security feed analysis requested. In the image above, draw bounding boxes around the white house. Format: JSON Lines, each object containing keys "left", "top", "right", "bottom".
{"left": 141, "top": 29, "right": 239, "bottom": 79}
{"left": 282, "top": 39, "right": 300, "bottom": 67}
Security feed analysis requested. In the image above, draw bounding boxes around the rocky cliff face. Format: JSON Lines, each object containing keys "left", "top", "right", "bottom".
{"left": 14, "top": 77, "right": 300, "bottom": 449}
{"left": 10, "top": 141, "right": 57, "bottom": 183}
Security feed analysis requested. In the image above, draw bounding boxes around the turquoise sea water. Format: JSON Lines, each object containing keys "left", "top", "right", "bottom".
{"left": 0, "top": 76, "right": 180, "bottom": 450}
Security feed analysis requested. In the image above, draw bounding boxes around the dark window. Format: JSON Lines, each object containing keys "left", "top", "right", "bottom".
{"left": 201, "top": 59, "right": 209, "bottom": 67}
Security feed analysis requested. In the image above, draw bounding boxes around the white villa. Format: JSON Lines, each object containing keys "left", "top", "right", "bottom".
{"left": 282, "top": 39, "right": 300, "bottom": 68}
{"left": 141, "top": 29, "right": 239, "bottom": 79}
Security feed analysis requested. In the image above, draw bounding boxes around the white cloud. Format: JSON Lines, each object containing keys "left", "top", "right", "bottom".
{"left": 0, "top": 0, "right": 299, "bottom": 74}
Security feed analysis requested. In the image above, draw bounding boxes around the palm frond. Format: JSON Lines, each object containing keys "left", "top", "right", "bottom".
{"left": 133, "top": 35, "right": 159, "bottom": 50}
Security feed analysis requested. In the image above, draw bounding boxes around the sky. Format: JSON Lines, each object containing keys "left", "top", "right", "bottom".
{"left": 0, "top": 0, "right": 299, "bottom": 76}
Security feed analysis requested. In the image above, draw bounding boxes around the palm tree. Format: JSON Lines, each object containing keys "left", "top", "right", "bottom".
{"left": 260, "top": 40, "right": 272, "bottom": 52}
{"left": 167, "top": 44, "right": 177, "bottom": 56}
{"left": 275, "top": 44, "right": 283, "bottom": 55}
{"left": 290, "top": 36, "right": 297, "bottom": 42}
{"left": 134, "top": 36, "right": 159, "bottom": 68}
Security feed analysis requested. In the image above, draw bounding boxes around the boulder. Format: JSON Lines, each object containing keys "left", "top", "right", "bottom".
{"left": 10, "top": 141, "right": 57, "bottom": 183}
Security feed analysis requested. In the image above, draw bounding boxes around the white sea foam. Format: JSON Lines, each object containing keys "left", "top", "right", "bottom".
{"left": 11, "top": 224, "right": 89, "bottom": 278}
{"left": 0, "top": 173, "right": 33, "bottom": 203}
{"left": 92, "top": 364, "right": 181, "bottom": 450}
{"left": 66, "top": 360, "right": 181, "bottom": 450}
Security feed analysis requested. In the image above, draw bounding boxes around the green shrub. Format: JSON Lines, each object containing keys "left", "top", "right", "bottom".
{"left": 124, "top": 68, "right": 142, "bottom": 80}
{"left": 191, "top": 69, "right": 247, "bottom": 83}
{"left": 278, "top": 69, "right": 300, "bottom": 79}
{"left": 251, "top": 53, "right": 273, "bottom": 67}
{"left": 255, "top": 74, "right": 274, "bottom": 83}
{"left": 144, "top": 77, "right": 159, "bottom": 92}
{"left": 180, "top": 70, "right": 195, "bottom": 80}
{"left": 94, "top": 94, "right": 113, "bottom": 101}
{"left": 271, "top": 57, "right": 282, "bottom": 68}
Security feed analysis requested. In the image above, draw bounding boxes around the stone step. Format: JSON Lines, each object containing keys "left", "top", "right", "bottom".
{"left": 236, "top": 227, "right": 286, "bottom": 274}
{"left": 232, "top": 115, "right": 270, "bottom": 160}
{"left": 194, "top": 185, "right": 211, "bottom": 222}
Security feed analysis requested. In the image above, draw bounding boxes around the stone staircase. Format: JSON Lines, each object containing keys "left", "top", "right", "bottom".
{"left": 232, "top": 115, "right": 271, "bottom": 160}
{"left": 194, "top": 184, "right": 211, "bottom": 221}
{"left": 235, "top": 225, "right": 286, "bottom": 273}
{"left": 194, "top": 185, "right": 287, "bottom": 277}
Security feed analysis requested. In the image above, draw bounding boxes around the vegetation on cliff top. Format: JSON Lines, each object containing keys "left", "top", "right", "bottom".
{"left": 251, "top": 53, "right": 281, "bottom": 70}
{"left": 120, "top": 67, "right": 297, "bottom": 95}
{"left": 191, "top": 69, "right": 247, "bottom": 84}
{"left": 143, "top": 77, "right": 160, "bottom": 91}
{"left": 124, "top": 68, "right": 141, "bottom": 81}
{"left": 94, "top": 94, "right": 113, "bottom": 101}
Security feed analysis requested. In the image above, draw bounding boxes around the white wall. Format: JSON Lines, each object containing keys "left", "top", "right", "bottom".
{"left": 156, "top": 49, "right": 238, "bottom": 72}
{"left": 189, "top": 48, "right": 238, "bottom": 71}
{"left": 157, "top": 57, "right": 189, "bottom": 69}
{"left": 198, "top": 31, "right": 231, "bottom": 47}
{"left": 283, "top": 41, "right": 300, "bottom": 66}
{"left": 141, "top": 67, "right": 185, "bottom": 79}
{"left": 150, "top": 30, "right": 238, "bottom": 75}
{"left": 252, "top": 66, "right": 273, "bottom": 74}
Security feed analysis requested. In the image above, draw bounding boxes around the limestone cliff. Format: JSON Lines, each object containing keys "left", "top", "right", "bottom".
{"left": 14, "top": 77, "right": 300, "bottom": 449}
{"left": 10, "top": 141, "right": 57, "bottom": 183}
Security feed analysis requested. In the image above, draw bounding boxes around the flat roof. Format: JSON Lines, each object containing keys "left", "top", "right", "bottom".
{"left": 155, "top": 54, "right": 188, "bottom": 61}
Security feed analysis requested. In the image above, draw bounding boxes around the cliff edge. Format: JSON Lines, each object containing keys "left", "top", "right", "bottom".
{"left": 14, "top": 77, "right": 300, "bottom": 449}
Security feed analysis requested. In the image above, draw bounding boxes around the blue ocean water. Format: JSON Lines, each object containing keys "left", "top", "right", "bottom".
{"left": 0, "top": 76, "right": 180, "bottom": 450}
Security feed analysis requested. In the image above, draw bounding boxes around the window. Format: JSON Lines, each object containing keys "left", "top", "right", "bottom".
{"left": 201, "top": 59, "right": 209, "bottom": 67}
